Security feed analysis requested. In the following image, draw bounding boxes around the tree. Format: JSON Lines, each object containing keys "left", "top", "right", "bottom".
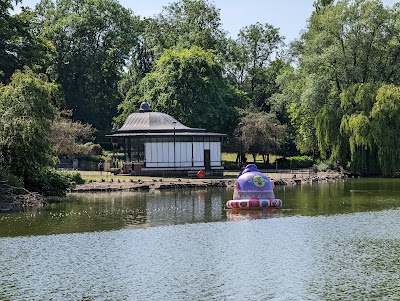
{"left": 48, "top": 109, "right": 96, "bottom": 157}
{"left": 119, "top": 0, "right": 229, "bottom": 126}
{"left": 237, "top": 112, "right": 286, "bottom": 163}
{"left": 0, "top": 68, "right": 56, "bottom": 186}
{"left": 313, "top": 0, "right": 334, "bottom": 11}
{"left": 277, "top": 0, "right": 400, "bottom": 174}
{"left": 153, "top": 0, "right": 226, "bottom": 52}
{"left": 34, "top": 0, "right": 140, "bottom": 140}
{"left": 0, "top": 1, "right": 48, "bottom": 83}
{"left": 225, "top": 22, "right": 284, "bottom": 110}
{"left": 370, "top": 84, "right": 400, "bottom": 175}
{"left": 118, "top": 46, "right": 239, "bottom": 135}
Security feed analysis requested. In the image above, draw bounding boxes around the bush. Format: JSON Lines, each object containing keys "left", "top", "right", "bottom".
{"left": 68, "top": 171, "right": 85, "bottom": 185}
{"left": 25, "top": 169, "right": 84, "bottom": 197}
{"left": 83, "top": 142, "right": 103, "bottom": 155}
{"left": 317, "top": 161, "right": 330, "bottom": 172}
{"left": 316, "top": 159, "right": 342, "bottom": 172}
{"left": 222, "top": 161, "right": 240, "bottom": 170}
{"left": 104, "top": 151, "right": 125, "bottom": 161}
{"left": 277, "top": 156, "right": 315, "bottom": 169}
{"left": 73, "top": 154, "right": 104, "bottom": 162}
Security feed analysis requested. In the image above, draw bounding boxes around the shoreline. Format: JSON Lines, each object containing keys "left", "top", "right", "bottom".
{"left": 71, "top": 170, "right": 347, "bottom": 193}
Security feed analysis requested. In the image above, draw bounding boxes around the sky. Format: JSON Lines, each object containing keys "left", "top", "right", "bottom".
{"left": 16, "top": 0, "right": 399, "bottom": 43}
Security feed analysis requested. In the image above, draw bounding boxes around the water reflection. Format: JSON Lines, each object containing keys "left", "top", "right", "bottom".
{"left": 0, "top": 188, "right": 232, "bottom": 237}
{"left": 1, "top": 179, "right": 400, "bottom": 300}
{"left": 1, "top": 178, "right": 400, "bottom": 237}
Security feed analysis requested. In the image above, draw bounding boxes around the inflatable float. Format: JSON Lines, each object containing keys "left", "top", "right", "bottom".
{"left": 226, "top": 164, "right": 282, "bottom": 210}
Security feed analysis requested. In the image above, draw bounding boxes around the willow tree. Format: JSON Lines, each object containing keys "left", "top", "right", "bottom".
{"left": 279, "top": 0, "right": 400, "bottom": 174}
{"left": 370, "top": 84, "right": 400, "bottom": 175}
{"left": 0, "top": 68, "right": 56, "bottom": 187}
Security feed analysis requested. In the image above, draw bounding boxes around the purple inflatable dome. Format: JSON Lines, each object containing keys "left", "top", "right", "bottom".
{"left": 233, "top": 164, "right": 275, "bottom": 199}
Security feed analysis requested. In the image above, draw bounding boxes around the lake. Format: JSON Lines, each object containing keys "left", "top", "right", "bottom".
{"left": 0, "top": 178, "right": 399, "bottom": 300}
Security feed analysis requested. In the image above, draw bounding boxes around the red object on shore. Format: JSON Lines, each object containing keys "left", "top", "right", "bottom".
{"left": 197, "top": 170, "right": 205, "bottom": 178}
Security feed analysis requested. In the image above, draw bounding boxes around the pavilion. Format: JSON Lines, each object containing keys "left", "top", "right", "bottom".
{"left": 106, "top": 102, "right": 226, "bottom": 175}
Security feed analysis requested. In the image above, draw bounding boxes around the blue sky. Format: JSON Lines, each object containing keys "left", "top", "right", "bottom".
{"left": 17, "top": 0, "right": 399, "bottom": 43}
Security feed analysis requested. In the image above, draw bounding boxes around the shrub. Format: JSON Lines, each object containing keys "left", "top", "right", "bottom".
{"left": 25, "top": 169, "right": 84, "bottom": 197}
{"left": 277, "top": 156, "right": 315, "bottom": 169}
{"left": 68, "top": 171, "right": 85, "bottom": 185}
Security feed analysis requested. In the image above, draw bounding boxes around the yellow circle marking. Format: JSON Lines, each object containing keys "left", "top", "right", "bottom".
{"left": 253, "top": 175, "right": 266, "bottom": 187}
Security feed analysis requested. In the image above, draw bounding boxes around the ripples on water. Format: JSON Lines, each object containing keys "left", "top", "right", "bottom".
{"left": 0, "top": 180, "right": 400, "bottom": 300}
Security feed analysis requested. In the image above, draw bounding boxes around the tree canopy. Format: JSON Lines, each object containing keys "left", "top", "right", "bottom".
{"left": 276, "top": 0, "right": 400, "bottom": 174}
{"left": 119, "top": 46, "right": 239, "bottom": 134}
{"left": 34, "top": 0, "right": 140, "bottom": 140}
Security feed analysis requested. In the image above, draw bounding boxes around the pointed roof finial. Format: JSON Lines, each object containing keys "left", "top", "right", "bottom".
{"left": 139, "top": 102, "right": 152, "bottom": 113}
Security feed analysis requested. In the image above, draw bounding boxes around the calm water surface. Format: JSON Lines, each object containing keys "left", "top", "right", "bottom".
{"left": 1, "top": 178, "right": 400, "bottom": 300}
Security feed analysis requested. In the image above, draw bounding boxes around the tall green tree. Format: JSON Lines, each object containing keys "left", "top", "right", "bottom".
{"left": 119, "top": 46, "right": 239, "bottom": 135}
{"left": 226, "top": 22, "right": 284, "bottom": 111}
{"left": 278, "top": 0, "right": 400, "bottom": 174}
{"left": 370, "top": 84, "right": 400, "bottom": 175}
{"left": 0, "top": 1, "right": 48, "bottom": 83}
{"left": 34, "top": 0, "right": 140, "bottom": 140}
{"left": 0, "top": 68, "right": 56, "bottom": 185}
{"left": 153, "top": 0, "right": 226, "bottom": 52}
{"left": 119, "top": 0, "right": 228, "bottom": 122}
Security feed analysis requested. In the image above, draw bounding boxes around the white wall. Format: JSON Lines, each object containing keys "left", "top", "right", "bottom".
{"left": 145, "top": 140, "right": 222, "bottom": 168}
{"left": 210, "top": 142, "right": 221, "bottom": 166}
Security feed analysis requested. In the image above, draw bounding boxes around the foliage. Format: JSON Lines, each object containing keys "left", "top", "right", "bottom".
{"left": 237, "top": 112, "right": 286, "bottom": 162}
{"left": 370, "top": 84, "right": 400, "bottom": 175}
{"left": 6, "top": 0, "right": 400, "bottom": 178}
{"left": 0, "top": 68, "right": 56, "bottom": 182}
{"left": 153, "top": 0, "right": 226, "bottom": 52}
{"left": 34, "top": 0, "right": 140, "bottom": 139}
{"left": 277, "top": 156, "right": 315, "bottom": 169}
{"left": 26, "top": 168, "right": 79, "bottom": 197}
{"left": 67, "top": 171, "right": 85, "bottom": 185}
{"left": 0, "top": 168, "right": 24, "bottom": 189}
{"left": 131, "top": 46, "right": 240, "bottom": 134}
{"left": 117, "top": 0, "right": 228, "bottom": 128}
{"left": 276, "top": 0, "right": 400, "bottom": 175}
{"left": 83, "top": 142, "right": 103, "bottom": 155}
{"left": 315, "top": 104, "right": 344, "bottom": 160}
{"left": 48, "top": 109, "right": 96, "bottom": 157}
{"left": 104, "top": 152, "right": 125, "bottom": 161}
{"left": 225, "top": 22, "right": 285, "bottom": 111}
{"left": 0, "top": 1, "right": 49, "bottom": 83}
{"left": 0, "top": 68, "right": 82, "bottom": 196}
{"left": 288, "top": 156, "right": 315, "bottom": 169}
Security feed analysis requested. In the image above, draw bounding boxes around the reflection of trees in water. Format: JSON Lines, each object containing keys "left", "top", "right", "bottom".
{"left": 2, "top": 188, "right": 267, "bottom": 236}
{"left": 64, "top": 189, "right": 228, "bottom": 229}
{"left": 144, "top": 189, "right": 225, "bottom": 227}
